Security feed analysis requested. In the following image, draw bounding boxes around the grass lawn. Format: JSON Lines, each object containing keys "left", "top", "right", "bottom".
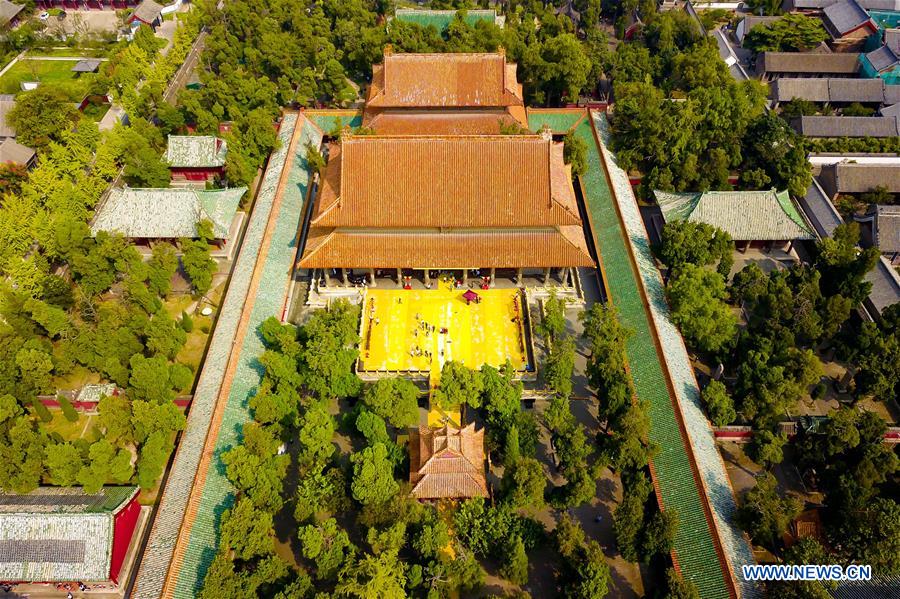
{"left": 0, "top": 59, "right": 95, "bottom": 101}
{"left": 51, "top": 365, "right": 102, "bottom": 392}
{"left": 82, "top": 100, "right": 111, "bottom": 121}
{"left": 42, "top": 410, "right": 100, "bottom": 443}
{"left": 27, "top": 47, "right": 111, "bottom": 58}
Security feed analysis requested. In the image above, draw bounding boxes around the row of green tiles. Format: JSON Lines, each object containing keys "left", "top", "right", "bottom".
{"left": 563, "top": 114, "right": 729, "bottom": 597}
{"left": 174, "top": 121, "right": 323, "bottom": 597}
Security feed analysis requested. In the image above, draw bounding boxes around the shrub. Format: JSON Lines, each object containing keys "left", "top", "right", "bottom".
{"left": 31, "top": 398, "right": 52, "bottom": 423}
{"left": 181, "top": 311, "right": 194, "bottom": 333}
{"left": 58, "top": 395, "right": 79, "bottom": 422}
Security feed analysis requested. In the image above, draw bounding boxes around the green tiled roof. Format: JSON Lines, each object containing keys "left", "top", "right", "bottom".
{"left": 530, "top": 109, "right": 743, "bottom": 598}
{"left": 0, "top": 486, "right": 137, "bottom": 514}
{"left": 655, "top": 189, "right": 815, "bottom": 241}
{"left": 91, "top": 187, "right": 246, "bottom": 240}
{"left": 393, "top": 8, "right": 503, "bottom": 31}
{"left": 0, "top": 487, "right": 138, "bottom": 583}
{"left": 165, "top": 135, "right": 227, "bottom": 168}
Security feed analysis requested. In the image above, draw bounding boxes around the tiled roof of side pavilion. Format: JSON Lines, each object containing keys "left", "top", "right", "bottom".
{"left": 410, "top": 424, "right": 488, "bottom": 499}
{"left": 165, "top": 135, "right": 227, "bottom": 168}
{"left": 655, "top": 189, "right": 815, "bottom": 241}
{"left": 0, "top": 487, "right": 138, "bottom": 583}
{"left": 91, "top": 186, "right": 245, "bottom": 239}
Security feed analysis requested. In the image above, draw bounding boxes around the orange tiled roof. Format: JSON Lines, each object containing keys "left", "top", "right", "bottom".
{"left": 366, "top": 110, "right": 523, "bottom": 135}
{"left": 366, "top": 52, "right": 524, "bottom": 109}
{"left": 311, "top": 135, "right": 581, "bottom": 228}
{"left": 297, "top": 226, "right": 594, "bottom": 268}
{"left": 409, "top": 423, "right": 488, "bottom": 499}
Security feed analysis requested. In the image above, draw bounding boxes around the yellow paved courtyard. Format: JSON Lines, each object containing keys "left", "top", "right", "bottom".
{"left": 359, "top": 281, "right": 530, "bottom": 384}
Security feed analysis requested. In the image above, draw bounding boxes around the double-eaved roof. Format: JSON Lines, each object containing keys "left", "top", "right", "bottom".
{"left": 363, "top": 51, "right": 528, "bottom": 134}
{"left": 0, "top": 486, "right": 138, "bottom": 582}
{"left": 91, "top": 186, "right": 245, "bottom": 240}
{"left": 655, "top": 189, "right": 815, "bottom": 241}
{"left": 299, "top": 134, "right": 593, "bottom": 269}
{"left": 165, "top": 135, "right": 227, "bottom": 168}
{"left": 409, "top": 424, "right": 488, "bottom": 499}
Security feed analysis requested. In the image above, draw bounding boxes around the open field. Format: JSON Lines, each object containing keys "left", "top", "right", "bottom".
{"left": 0, "top": 59, "right": 95, "bottom": 100}
{"left": 358, "top": 281, "right": 531, "bottom": 382}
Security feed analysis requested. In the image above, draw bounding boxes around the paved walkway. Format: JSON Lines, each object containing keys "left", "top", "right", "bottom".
{"left": 133, "top": 113, "right": 321, "bottom": 598}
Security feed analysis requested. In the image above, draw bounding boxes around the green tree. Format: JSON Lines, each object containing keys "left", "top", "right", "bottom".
{"left": 335, "top": 550, "right": 407, "bottom": 598}
{"left": 745, "top": 14, "right": 829, "bottom": 53}
{"left": 563, "top": 130, "right": 588, "bottom": 177}
{"left": 77, "top": 439, "right": 133, "bottom": 493}
{"left": 545, "top": 335, "right": 576, "bottom": 399}
{"left": 145, "top": 307, "right": 188, "bottom": 359}
{"left": 500, "top": 535, "right": 529, "bottom": 585}
{"left": 45, "top": 442, "right": 84, "bottom": 486}
{"left": 180, "top": 220, "right": 218, "bottom": 296}
{"left": 700, "top": 380, "right": 736, "bottom": 427}
{"left": 741, "top": 113, "right": 811, "bottom": 197}
{"left": 433, "top": 361, "right": 484, "bottom": 410}
{"left": 502, "top": 457, "right": 546, "bottom": 510}
{"left": 298, "top": 518, "right": 355, "bottom": 580}
{"left": 657, "top": 220, "right": 733, "bottom": 277}
{"left": 814, "top": 223, "right": 879, "bottom": 305}
{"left": 361, "top": 377, "right": 419, "bottom": 428}
{"left": 8, "top": 86, "right": 79, "bottom": 147}
{"left": 221, "top": 497, "right": 275, "bottom": 560}
{"left": 351, "top": 442, "right": 399, "bottom": 506}
{"left": 148, "top": 243, "right": 178, "bottom": 297}
{"left": 613, "top": 474, "right": 651, "bottom": 562}
{"left": 298, "top": 403, "right": 336, "bottom": 468}
{"left": 769, "top": 538, "right": 835, "bottom": 599}
{"left": 737, "top": 473, "right": 801, "bottom": 550}
{"left": 664, "top": 567, "right": 700, "bottom": 599}
{"left": 640, "top": 509, "right": 678, "bottom": 561}
{"left": 667, "top": 264, "right": 737, "bottom": 355}
{"left": 136, "top": 430, "right": 171, "bottom": 490}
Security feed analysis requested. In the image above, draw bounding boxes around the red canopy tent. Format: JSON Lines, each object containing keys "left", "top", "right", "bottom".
{"left": 462, "top": 289, "right": 480, "bottom": 304}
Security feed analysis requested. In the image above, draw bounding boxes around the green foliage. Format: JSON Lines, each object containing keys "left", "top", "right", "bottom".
{"left": 148, "top": 243, "right": 179, "bottom": 297}
{"left": 750, "top": 429, "right": 788, "bottom": 468}
{"left": 563, "top": 130, "right": 588, "bottom": 177}
{"left": 361, "top": 377, "right": 419, "bottom": 428}
{"left": 501, "top": 456, "right": 546, "bottom": 510}
{"left": 297, "top": 301, "right": 362, "bottom": 400}
{"left": 700, "top": 380, "right": 736, "bottom": 427}
{"left": 298, "top": 402, "right": 336, "bottom": 468}
{"left": 814, "top": 223, "right": 879, "bottom": 306}
{"left": 58, "top": 394, "right": 78, "bottom": 422}
{"left": 306, "top": 143, "right": 326, "bottom": 175}
{"left": 298, "top": 518, "right": 355, "bottom": 581}
{"left": 667, "top": 264, "right": 737, "bottom": 355}
{"left": 221, "top": 497, "right": 275, "bottom": 560}
{"left": 745, "top": 14, "right": 829, "bottom": 53}
{"left": 8, "top": 86, "right": 79, "bottom": 148}
{"left": 181, "top": 228, "right": 217, "bottom": 296}
{"left": 664, "top": 567, "right": 701, "bottom": 599}
{"left": 350, "top": 442, "right": 399, "bottom": 506}
{"left": 613, "top": 473, "right": 651, "bottom": 562}
{"left": 555, "top": 514, "right": 611, "bottom": 598}
{"left": 137, "top": 430, "right": 171, "bottom": 490}
{"left": 580, "top": 303, "right": 633, "bottom": 424}
{"left": 544, "top": 334, "right": 576, "bottom": 399}
{"left": 741, "top": 113, "right": 812, "bottom": 197}
{"left": 640, "top": 509, "right": 678, "bottom": 562}
{"left": 453, "top": 498, "right": 543, "bottom": 558}
{"left": 433, "top": 360, "right": 484, "bottom": 409}
{"left": 45, "top": 442, "right": 84, "bottom": 486}
{"left": 537, "top": 291, "right": 568, "bottom": 344}
{"left": 500, "top": 535, "right": 529, "bottom": 585}
{"left": 657, "top": 220, "right": 733, "bottom": 278}
{"left": 737, "top": 473, "right": 801, "bottom": 550}
{"left": 77, "top": 438, "right": 133, "bottom": 493}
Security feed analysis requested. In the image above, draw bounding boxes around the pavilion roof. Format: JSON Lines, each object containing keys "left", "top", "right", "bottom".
{"left": 311, "top": 135, "right": 580, "bottom": 228}
{"left": 0, "top": 486, "right": 137, "bottom": 582}
{"left": 409, "top": 424, "right": 488, "bottom": 499}
{"left": 655, "top": 189, "right": 815, "bottom": 241}
{"left": 165, "top": 135, "right": 227, "bottom": 168}
{"left": 366, "top": 51, "right": 523, "bottom": 109}
{"left": 91, "top": 186, "right": 245, "bottom": 239}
